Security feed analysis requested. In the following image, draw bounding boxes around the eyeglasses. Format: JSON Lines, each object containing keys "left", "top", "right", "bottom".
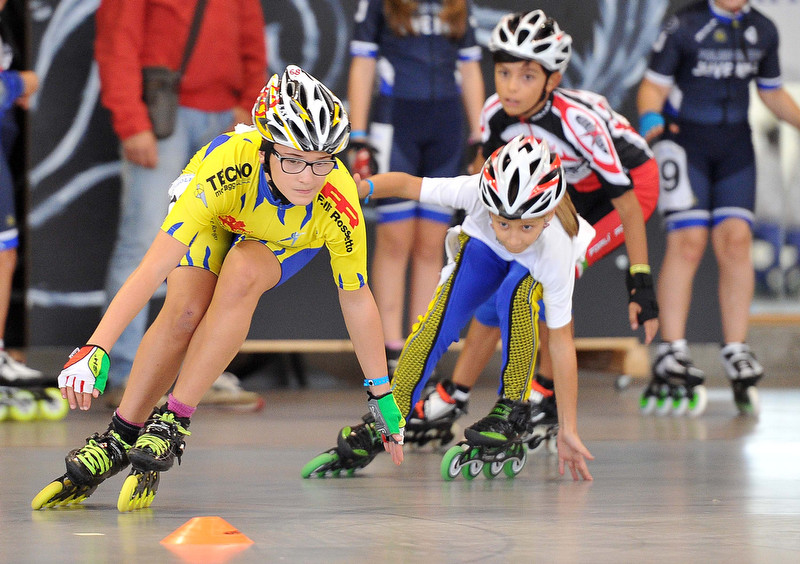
{"left": 271, "top": 150, "right": 336, "bottom": 176}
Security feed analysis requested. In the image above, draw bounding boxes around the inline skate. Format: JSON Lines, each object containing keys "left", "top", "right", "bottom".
{"left": 32, "top": 422, "right": 159, "bottom": 511}
{"left": 526, "top": 375, "right": 559, "bottom": 454}
{"left": 0, "top": 352, "right": 68, "bottom": 422}
{"left": 720, "top": 342, "right": 763, "bottom": 416}
{"left": 640, "top": 341, "right": 707, "bottom": 417}
{"left": 404, "top": 378, "right": 469, "bottom": 449}
{"left": 301, "top": 413, "right": 384, "bottom": 478}
{"left": 440, "top": 398, "right": 531, "bottom": 481}
{"left": 127, "top": 405, "right": 191, "bottom": 472}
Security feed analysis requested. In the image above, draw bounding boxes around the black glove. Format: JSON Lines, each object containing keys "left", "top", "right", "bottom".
{"left": 626, "top": 270, "right": 659, "bottom": 324}
{"left": 463, "top": 139, "right": 483, "bottom": 174}
{"left": 343, "top": 140, "right": 379, "bottom": 178}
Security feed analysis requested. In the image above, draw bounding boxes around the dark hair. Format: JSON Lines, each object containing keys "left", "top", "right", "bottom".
{"left": 384, "top": 0, "right": 467, "bottom": 39}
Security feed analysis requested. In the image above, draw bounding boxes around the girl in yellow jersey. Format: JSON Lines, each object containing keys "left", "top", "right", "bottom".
{"left": 32, "top": 66, "right": 404, "bottom": 512}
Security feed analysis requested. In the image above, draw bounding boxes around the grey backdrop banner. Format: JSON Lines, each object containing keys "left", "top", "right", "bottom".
{"left": 28, "top": 0, "right": 720, "bottom": 345}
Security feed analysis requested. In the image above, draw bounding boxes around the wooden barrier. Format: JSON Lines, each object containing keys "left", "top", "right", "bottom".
{"left": 240, "top": 336, "right": 650, "bottom": 378}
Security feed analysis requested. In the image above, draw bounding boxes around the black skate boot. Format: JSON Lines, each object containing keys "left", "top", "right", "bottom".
{"left": 301, "top": 413, "right": 384, "bottom": 478}
{"left": 720, "top": 342, "right": 764, "bottom": 416}
{"left": 405, "top": 378, "right": 469, "bottom": 448}
{"left": 641, "top": 341, "right": 707, "bottom": 417}
{"left": 127, "top": 405, "right": 191, "bottom": 472}
{"left": 32, "top": 425, "right": 131, "bottom": 510}
{"left": 441, "top": 398, "right": 531, "bottom": 481}
{"left": 464, "top": 398, "right": 531, "bottom": 446}
{"left": 526, "top": 375, "right": 559, "bottom": 453}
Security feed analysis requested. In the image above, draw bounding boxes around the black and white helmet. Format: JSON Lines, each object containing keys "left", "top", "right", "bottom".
{"left": 479, "top": 135, "right": 566, "bottom": 220}
{"left": 489, "top": 10, "right": 572, "bottom": 73}
{"left": 252, "top": 65, "right": 350, "bottom": 154}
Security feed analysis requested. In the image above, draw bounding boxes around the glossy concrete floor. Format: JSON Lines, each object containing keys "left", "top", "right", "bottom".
{"left": 2, "top": 369, "right": 799, "bottom": 564}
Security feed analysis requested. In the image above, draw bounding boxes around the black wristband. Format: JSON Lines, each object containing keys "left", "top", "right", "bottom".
{"left": 626, "top": 271, "right": 659, "bottom": 324}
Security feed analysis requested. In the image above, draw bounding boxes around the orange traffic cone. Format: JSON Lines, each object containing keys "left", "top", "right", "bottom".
{"left": 161, "top": 516, "right": 253, "bottom": 563}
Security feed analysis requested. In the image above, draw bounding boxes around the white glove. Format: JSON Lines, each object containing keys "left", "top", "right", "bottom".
{"left": 58, "top": 345, "right": 110, "bottom": 394}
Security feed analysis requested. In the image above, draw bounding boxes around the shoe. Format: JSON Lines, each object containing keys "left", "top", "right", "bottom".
{"left": 65, "top": 427, "right": 132, "bottom": 486}
{"left": 200, "top": 372, "right": 264, "bottom": 410}
{"left": 0, "top": 350, "right": 45, "bottom": 384}
{"left": 128, "top": 405, "right": 191, "bottom": 472}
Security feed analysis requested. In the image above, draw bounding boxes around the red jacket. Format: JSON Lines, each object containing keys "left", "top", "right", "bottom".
{"left": 94, "top": 0, "right": 267, "bottom": 140}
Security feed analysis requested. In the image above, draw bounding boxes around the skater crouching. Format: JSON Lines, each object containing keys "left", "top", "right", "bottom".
{"left": 32, "top": 66, "right": 404, "bottom": 512}
{"left": 304, "top": 135, "right": 594, "bottom": 481}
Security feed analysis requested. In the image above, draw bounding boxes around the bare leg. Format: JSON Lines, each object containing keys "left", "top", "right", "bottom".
{"left": 372, "top": 220, "right": 414, "bottom": 344}
{"left": 712, "top": 218, "right": 753, "bottom": 343}
{"left": 0, "top": 248, "right": 17, "bottom": 343}
{"left": 451, "top": 318, "right": 501, "bottom": 388}
{"left": 117, "top": 266, "right": 217, "bottom": 423}
{"left": 172, "top": 242, "right": 281, "bottom": 407}
{"left": 407, "top": 218, "right": 448, "bottom": 332}
{"left": 657, "top": 227, "right": 709, "bottom": 342}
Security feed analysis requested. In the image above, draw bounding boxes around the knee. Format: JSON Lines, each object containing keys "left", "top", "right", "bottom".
{"left": 161, "top": 295, "right": 209, "bottom": 337}
{"left": 670, "top": 231, "right": 707, "bottom": 264}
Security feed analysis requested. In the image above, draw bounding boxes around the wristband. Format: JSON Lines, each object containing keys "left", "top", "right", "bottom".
{"left": 638, "top": 111, "right": 664, "bottom": 138}
{"left": 364, "top": 375, "right": 390, "bottom": 387}
{"left": 629, "top": 264, "right": 651, "bottom": 275}
{"left": 364, "top": 178, "right": 375, "bottom": 203}
{"left": 350, "top": 130, "right": 367, "bottom": 140}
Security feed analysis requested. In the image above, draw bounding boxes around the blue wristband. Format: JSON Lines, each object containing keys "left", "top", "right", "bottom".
{"left": 638, "top": 111, "right": 665, "bottom": 138}
{"left": 364, "top": 375, "right": 390, "bottom": 387}
{"left": 350, "top": 130, "right": 367, "bottom": 140}
{"left": 364, "top": 178, "right": 375, "bottom": 203}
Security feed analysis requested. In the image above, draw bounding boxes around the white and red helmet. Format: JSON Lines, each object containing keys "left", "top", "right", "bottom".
{"left": 252, "top": 65, "right": 350, "bottom": 154}
{"left": 489, "top": 10, "right": 572, "bottom": 73}
{"left": 479, "top": 135, "right": 566, "bottom": 220}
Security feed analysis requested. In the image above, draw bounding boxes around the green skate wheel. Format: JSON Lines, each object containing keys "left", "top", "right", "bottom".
{"left": 301, "top": 452, "right": 339, "bottom": 479}
{"left": 38, "top": 388, "right": 69, "bottom": 421}
{"left": 735, "top": 386, "right": 759, "bottom": 416}
{"left": 461, "top": 449, "right": 482, "bottom": 480}
{"left": 9, "top": 390, "right": 38, "bottom": 421}
{"left": 441, "top": 445, "right": 466, "bottom": 481}
{"left": 503, "top": 445, "right": 527, "bottom": 478}
{"left": 483, "top": 460, "right": 504, "bottom": 479}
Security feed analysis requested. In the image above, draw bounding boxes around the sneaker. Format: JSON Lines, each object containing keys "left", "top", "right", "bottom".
{"left": 200, "top": 372, "right": 264, "bottom": 410}
{"left": 127, "top": 406, "right": 191, "bottom": 472}
{"left": 65, "top": 427, "right": 132, "bottom": 486}
{"left": 336, "top": 413, "right": 383, "bottom": 461}
{"left": 0, "top": 350, "right": 45, "bottom": 384}
{"left": 464, "top": 398, "right": 531, "bottom": 447}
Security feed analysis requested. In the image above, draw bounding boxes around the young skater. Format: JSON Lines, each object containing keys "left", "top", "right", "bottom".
{"left": 638, "top": 0, "right": 800, "bottom": 415}
{"left": 32, "top": 66, "right": 404, "bottom": 512}
{"left": 303, "top": 134, "right": 594, "bottom": 481}
{"left": 345, "top": 0, "right": 485, "bottom": 373}
{"left": 408, "top": 9, "right": 660, "bottom": 443}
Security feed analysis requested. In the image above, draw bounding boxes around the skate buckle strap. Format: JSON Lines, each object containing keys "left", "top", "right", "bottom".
{"left": 363, "top": 375, "right": 389, "bottom": 387}
{"left": 530, "top": 380, "right": 554, "bottom": 398}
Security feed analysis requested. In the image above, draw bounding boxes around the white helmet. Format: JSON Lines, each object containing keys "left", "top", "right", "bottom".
{"left": 252, "top": 65, "right": 350, "bottom": 154}
{"left": 489, "top": 10, "right": 572, "bottom": 73}
{"left": 479, "top": 135, "right": 567, "bottom": 220}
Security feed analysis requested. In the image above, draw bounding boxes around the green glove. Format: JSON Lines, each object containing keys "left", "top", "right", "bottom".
{"left": 367, "top": 390, "right": 406, "bottom": 443}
